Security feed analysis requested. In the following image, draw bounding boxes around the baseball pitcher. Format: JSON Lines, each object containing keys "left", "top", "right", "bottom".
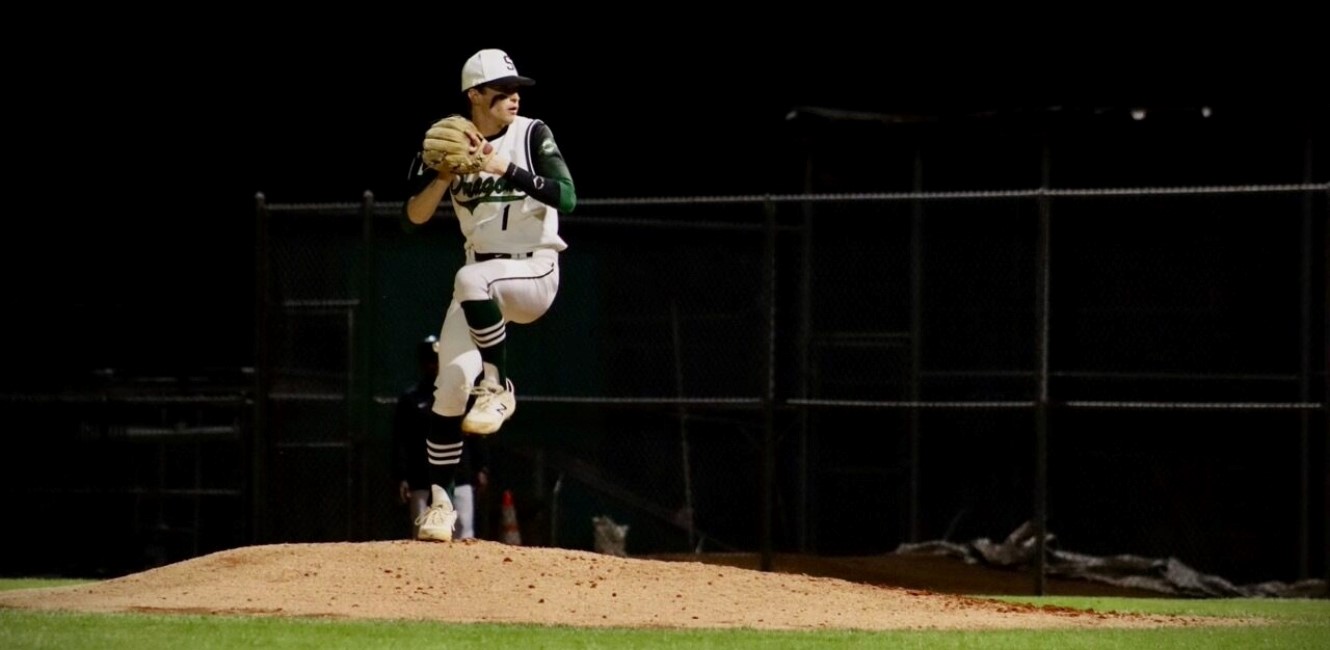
{"left": 402, "top": 48, "right": 575, "bottom": 542}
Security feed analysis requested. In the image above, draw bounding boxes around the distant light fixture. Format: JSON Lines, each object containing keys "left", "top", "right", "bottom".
{"left": 1201, "top": 106, "right": 1212, "bottom": 118}
{"left": 1130, "top": 108, "right": 1147, "bottom": 121}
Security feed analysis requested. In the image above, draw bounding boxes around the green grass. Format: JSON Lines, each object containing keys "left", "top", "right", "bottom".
{"left": 2, "top": 580, "right": 1327, "bottom": 649}
{"left": 989, "top": 594, "right": 1330, "bottom": 624}
{"left": 0, "top": 578, "right": 93, "bottom": 592}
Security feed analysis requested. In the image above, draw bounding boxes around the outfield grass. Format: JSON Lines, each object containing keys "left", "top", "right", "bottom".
{"left": 0, "top": 579, "right": 94, "bottom": 592}
{"left": 1, "top": 579, "right": 1326, "bottom": 649}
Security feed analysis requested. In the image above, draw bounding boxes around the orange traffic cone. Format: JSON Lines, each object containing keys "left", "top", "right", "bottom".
{"left": 500, "top": 489, "right": 522, "bottom": 545}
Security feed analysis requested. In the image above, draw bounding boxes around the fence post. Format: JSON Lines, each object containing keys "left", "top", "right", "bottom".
{"left": 1323, "top": 184, "right": 1329, "bottom": 596}
{"left": 761, "top": 197, "right": 778, "bottom": 572}
{"left": 1032, "top": 135, "right": 1053, "bottom": 597}
{"left": 355, "top": 190, "right": 377, "bottom": 540}
{"left": 1297, "top": 140, "right": 1316, "bottom": 580}
{"left": 908, "top": 146, "right": 925, "bottom": 543}
{"left": 797, "top": 162, "right": 814, "bottom": 553}
{"left": 252, "top": 192, "right": 271, "bottom": 545}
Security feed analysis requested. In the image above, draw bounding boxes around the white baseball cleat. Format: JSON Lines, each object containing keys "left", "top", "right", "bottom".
{"left": 416, "top": 485, "right": 458, "bottom": 542}
{"left": 462, "top": 377, "right": 516, "bottom": 435}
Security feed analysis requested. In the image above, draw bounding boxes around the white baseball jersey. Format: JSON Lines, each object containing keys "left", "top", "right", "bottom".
{"left": 448, "top": 116, "right": 568, "bottom": 256}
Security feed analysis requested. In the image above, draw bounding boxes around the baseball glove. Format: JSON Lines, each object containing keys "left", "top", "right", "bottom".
{"left": 422, "top": 115, "right": 494, "bottom": 175}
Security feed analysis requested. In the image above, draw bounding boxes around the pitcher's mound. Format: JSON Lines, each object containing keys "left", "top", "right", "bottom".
{"left": 0, "top": 540, "right": 1225, "bottom": 631}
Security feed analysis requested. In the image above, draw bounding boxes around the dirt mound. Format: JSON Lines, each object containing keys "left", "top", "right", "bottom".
{"left": 0, "top": 540, "right": 1224, "bottom": 631}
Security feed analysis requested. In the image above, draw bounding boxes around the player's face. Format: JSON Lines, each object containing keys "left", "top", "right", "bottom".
{"left": 479, "top": 84, "right": 522, "bottom": 125}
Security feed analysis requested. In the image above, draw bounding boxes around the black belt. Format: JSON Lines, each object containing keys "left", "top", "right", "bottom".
{"left": 473, "top": 251, "right": 535, "bottom": 262}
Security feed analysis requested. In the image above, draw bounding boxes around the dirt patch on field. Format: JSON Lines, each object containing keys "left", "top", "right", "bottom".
{"left": 0, "top": 540, "right": 1235, "bottom": 631}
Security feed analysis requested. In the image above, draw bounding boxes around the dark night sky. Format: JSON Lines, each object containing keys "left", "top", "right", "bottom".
{"left": 6, "top": 17, "right": 1325, "bottom": 386}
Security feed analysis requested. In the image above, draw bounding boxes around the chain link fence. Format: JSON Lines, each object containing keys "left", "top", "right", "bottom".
{"left": 247, "top": 179, "right": 1329, "bottom": 591}
{"left": 2, "top": 181, "right": 1322, "bottom": 591}
{"left": 2, "top": 108, "right": 1325, "bottom": 593}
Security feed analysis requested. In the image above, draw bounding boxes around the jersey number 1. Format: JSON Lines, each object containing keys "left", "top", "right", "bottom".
{"left": 502, "top": 205, "right": 510, "bottom": 231}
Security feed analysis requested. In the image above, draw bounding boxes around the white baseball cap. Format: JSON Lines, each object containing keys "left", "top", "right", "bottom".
{"left": 461, "top": 49, "right": 535, "bottom": 92}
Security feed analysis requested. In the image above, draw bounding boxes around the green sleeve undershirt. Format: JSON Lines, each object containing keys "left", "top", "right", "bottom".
{"left": 504, "top": 121, "right": 576, "bottom": 214}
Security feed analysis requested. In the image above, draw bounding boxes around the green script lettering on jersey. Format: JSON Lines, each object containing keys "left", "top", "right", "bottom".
{"left": 453, "top": 175, "right": 515, "bottom": 198}
{"left": 451, "top": 176, "right": 522, "bottom": 213}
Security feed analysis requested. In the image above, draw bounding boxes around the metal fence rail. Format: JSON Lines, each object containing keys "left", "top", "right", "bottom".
{"left": 3, "top": 179, "right": 1322, "bottom": 595}
{"left": 247, "top": 179, "right": 1328, "bottom": 594}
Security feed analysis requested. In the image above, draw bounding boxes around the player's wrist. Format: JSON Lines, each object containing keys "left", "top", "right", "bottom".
{"left": 484, "top": 154, "right": 512, "bottom": 176}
